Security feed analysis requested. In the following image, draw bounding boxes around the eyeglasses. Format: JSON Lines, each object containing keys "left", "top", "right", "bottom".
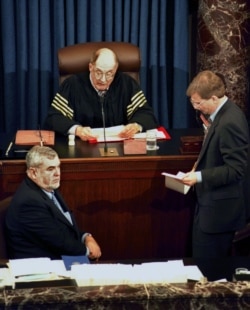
{"left": 190, "top": 98, "right": 206, "bottom": 107}
{"left": 94, "top": 69, "right": 115, "bottom": 81}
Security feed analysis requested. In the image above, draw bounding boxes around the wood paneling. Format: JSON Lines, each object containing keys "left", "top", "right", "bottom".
{"left": 0, "top": 129, "right": 202, "bottom": 260}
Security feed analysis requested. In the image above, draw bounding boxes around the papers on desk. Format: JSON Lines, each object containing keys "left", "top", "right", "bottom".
{"left": 8, "top": 257, "right": 69, "bottom": 284}
{"left": 91, "top": 125, "right": 170, "bottom": 142}
{"left": 0, "top": 268, "right": 12, "bottom": 288}
{"left": 72, "top": 260, "right": 204, "bottom": 287}
{"left": 162, "top": 171, "right": 191, "bottom": 195}
{"left": 3, "top": 258, "right": 204, "bottom": 288}
{"left": 61, "top": 255, "right": 89, "bottom": 270}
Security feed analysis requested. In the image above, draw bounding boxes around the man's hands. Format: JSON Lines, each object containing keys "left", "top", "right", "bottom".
{"left": 118, "top": 123, "right": 142, "bottom": 139}
{"left": 75, "top": 126, "right": 97, "bottom": 141}
{"left": 181, "top": 171, "right": 197, "bottom": 186}
{"left": 76, "top": 123, "right": 142, "bottom": 140}
{"left": 85, "top": 235, "right": 102, "bottom": 260}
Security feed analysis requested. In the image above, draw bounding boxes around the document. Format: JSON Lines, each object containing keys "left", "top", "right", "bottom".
{"left": 162, "top": 171, "right": 191, "bottom": 194}
{"left": 91, "top": 125, "right": 170, "bottom": 142}
{"left": 8, "top": 257, "right": 69, "bottom": 282}
{"left": 71, "top": 260, "right": 204, "bottom": 286}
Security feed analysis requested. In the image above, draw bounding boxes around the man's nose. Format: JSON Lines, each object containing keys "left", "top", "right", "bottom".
{"left": 100, "top": 73, "right": 108, "bottom": 82}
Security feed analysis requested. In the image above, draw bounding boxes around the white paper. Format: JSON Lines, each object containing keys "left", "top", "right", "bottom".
{"left": 0, "top": 268, "right": 13, "bottom": 287}
{"left": 134, "top": 260, "right": 187, "bottom": 284}
{"left": 72, "top": 263, "right": 134, "bottom": 286}
{"left": 71, "top": 260, "right": 204, "bottom": 286}
{"left": 162, "top": 171, "right": 191, "bottom": 194}
{"left": 8, "top": 257, "right": 68, "bottom": 280}
{"left": 6, "top": 258, "right": 204, "bottom": 287}
{"left": 185, "top": 265, "right": 205, "bottom": 281}
{"left": 134, "top": 129, "right": 166, "bottom": 140}
{"left": 91, "top": 125, "right": 125, "bottom": 141}
{"left": 91, "top": 126, "right": 166, "bottom": 142}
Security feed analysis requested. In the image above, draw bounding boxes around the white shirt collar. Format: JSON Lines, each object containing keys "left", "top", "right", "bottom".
{"left": 209, "top": 96, "right": 228, "bottom": 122}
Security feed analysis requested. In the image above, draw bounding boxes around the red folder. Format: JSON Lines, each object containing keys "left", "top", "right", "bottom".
{"left": 15, "top": 130, "right": 55, "bottom": 145}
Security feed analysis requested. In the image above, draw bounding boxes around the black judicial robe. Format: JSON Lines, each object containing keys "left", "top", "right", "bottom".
{"left": 44, "top": 71, "right": 158, "bottom": 134}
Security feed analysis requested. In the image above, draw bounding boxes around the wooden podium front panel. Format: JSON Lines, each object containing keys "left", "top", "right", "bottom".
{"left": 0, "top": 155, "right": 196, "bottom": 260}
{"left": 59, "top": 156, "right": 195, "bottom": 260}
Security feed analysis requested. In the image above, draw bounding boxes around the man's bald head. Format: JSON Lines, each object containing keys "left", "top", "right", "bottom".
{"left": 90, "top": 48, "right": 118, "bottom": 69}
{"left": 89, "top": 48, "right": 119, "bottom": 90}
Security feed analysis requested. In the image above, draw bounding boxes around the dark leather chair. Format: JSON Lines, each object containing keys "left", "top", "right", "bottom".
{"left": 57, "top": 41, "right": 141, "bottom": 84}
{"left": 0, "top": 196, "right": 12, "bottom": 259}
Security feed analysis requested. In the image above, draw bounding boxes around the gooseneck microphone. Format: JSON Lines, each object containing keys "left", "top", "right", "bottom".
{"left": 98, "top": 91, "right": 108, "bottom": 153}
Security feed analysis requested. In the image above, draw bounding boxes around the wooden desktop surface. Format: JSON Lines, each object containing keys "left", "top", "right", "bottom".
{"left": 0, "top": 129, "right": 201, "bottom": 260}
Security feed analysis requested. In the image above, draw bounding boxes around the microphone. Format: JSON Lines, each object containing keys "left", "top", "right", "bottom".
{"left": 98, "top": 91, "right": 108, "bottom": 153}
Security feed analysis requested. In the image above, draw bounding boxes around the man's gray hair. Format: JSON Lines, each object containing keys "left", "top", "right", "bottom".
{"left": 26, "top": 145, "right": 58, "bottom": 169}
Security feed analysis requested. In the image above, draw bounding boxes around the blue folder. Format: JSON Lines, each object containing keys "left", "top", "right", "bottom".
{"left": 61, "top": 255, "right": 90, "bottom": 271}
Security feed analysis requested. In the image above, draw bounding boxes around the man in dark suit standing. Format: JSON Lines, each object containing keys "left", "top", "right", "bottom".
{"left": 6, "top": 145, "right": 101, "bottom": 260}
{"left": 182, "top": 70, "right": 249, "bottom": 258}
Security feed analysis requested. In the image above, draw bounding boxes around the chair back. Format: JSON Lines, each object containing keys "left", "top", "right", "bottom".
{"left": 58, "top": 41, "right": 141, "bottom": 84}
{"left": 0, "top": 196, "right": 12, "bottom": 259}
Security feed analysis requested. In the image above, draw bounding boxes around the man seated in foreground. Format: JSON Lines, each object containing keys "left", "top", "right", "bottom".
{"left": 5, "top": 145, "right": 101, "bottom": 260}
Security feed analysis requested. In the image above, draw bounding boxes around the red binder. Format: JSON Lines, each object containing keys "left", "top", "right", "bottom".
{"left": 15, "top": 130, "right": 55, "bottom": 145}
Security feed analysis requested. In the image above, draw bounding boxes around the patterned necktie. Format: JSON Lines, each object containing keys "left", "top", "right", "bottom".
{"left": 51, "top": 192, "right": 73, "bottom": 225}
{"left": 192, "top": 115, "right": 212, "bottom": 171}
{"left": 200, "top": 114, "right": 212, "bottom": 143}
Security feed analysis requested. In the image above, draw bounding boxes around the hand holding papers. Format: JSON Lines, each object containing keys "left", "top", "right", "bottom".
{"left": 162, "top": 171, "right": 191, "bottom": 194}
{"left": 90, "top": 125, "right": 170, "bottom": 142}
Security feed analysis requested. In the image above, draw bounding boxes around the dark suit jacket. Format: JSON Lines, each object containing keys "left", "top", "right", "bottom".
{"left": 5, "top": 177, "right": 87, "bottom": 259}
{"left": 195, "top": 99, "right": 250, "bottom": 233}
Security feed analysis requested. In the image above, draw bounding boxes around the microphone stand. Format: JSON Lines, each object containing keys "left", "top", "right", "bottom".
{"left": 100, "top": 95, "right": 108, "bottom": 153}
{"left": 98, "top": 91, "right": 118, "bottom": 157}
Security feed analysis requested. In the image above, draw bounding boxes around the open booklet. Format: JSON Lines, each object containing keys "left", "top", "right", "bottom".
{"left": 162, "top": 171, "right": 191, "bottom": 195}
{"left": 91, "top": 125, "right": 170, "bottom": 142}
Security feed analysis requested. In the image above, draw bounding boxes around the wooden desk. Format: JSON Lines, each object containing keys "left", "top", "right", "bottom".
{"left": 2, "top": 256, "right": 250, "bottom": 309}
{"left": 0, "top": 129, "right": 201, "bottom": 260}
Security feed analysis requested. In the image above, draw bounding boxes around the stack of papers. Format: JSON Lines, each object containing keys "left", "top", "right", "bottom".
{"left": 71, "top": 260, "right": 204, "bottom": 287}
{"left": 162, "top": 171, "right": 191, "bottom": 194}
{"left": 8, "top": 257, "right": 69, "bottom": 283}
{"left": 5, "top": 258, "right": 204, "bottom": 288}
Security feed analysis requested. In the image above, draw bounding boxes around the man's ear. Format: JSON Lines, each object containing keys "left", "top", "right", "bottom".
{"left": 27, "top": 167, "right": 37, "bottom": 180}
{"left": 211, "top": 95, "right": 218, "bottom": 101}
{"left": 89, "top": 63, "right": 93, "bottom": 71}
